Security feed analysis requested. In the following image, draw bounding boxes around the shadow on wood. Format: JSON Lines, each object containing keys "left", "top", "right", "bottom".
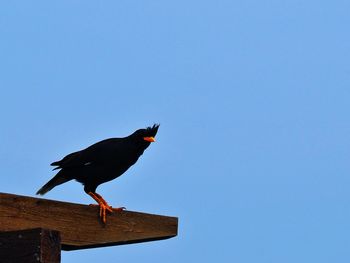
{"left": 0, "top": 192, "right": 178, "bottom": 250}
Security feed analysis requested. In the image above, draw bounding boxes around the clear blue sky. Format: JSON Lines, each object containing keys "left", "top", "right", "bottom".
{"left": 1, "top": 1, "right": 350, "bottom": 262}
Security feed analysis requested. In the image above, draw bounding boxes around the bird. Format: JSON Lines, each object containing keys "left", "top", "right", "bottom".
{"left": 36, "top": 124, "right": 159, "bottom": 224}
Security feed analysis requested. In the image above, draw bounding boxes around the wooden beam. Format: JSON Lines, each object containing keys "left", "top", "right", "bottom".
{"left": 0, "top": 228, "right": 61, "bottom": 263}
{"left": 0, "top": 192, "right": 178, "bottom": 250}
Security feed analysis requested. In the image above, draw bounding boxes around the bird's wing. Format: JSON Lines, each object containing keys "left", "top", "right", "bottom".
{"left": 51, "top": 138, "right": 123, "bottom": 169}
{"left": 51, "top": 150, "right": 86, "bottom": 169}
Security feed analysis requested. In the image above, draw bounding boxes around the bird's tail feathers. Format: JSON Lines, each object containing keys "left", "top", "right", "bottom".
{"left": 51, "top": 161, "right": 60, "bottom": 166}
{"left": 36, "top": 172, "right": 71, "bottom": 195}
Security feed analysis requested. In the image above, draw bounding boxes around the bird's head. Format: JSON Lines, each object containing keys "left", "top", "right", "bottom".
{"left": 132, "top": 124, "right": 160, "bottom": 143}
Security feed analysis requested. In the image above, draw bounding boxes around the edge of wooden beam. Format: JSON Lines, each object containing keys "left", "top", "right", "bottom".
{"left": 0, "top": 192, "right": 178, "bottom": 250}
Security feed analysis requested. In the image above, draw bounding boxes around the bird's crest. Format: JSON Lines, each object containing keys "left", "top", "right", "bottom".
{"left": 146, "top": 124, "right": 160, "bottom": 137}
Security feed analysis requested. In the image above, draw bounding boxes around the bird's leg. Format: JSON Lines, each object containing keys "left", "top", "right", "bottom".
{"left": 93, "top": 193, "right": 112, "bottom": 208}
{"left": 88, "top": 192, "right": 113, "bottom": 224}
{"left": 93, "top": 192, "right": 126, "bottom": 212}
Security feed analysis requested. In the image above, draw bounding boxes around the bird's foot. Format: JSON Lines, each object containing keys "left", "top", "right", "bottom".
{"left": 99, "top": 202, "right": 113, "bottom": 224}
{"left": 88, "top": 192, "right": 125, "bottom": 224}
{"left": 112, "top": 206, "right": 126, "bottom": 212}
{"left": 88, "top": 203, "right": 113, "bottom": 224}
{"left": 90, "top": 204, "right": 126, "bottom": 212}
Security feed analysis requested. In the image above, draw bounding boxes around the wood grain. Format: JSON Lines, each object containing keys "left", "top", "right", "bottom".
{"left": 0, "top": 192, "right": 178, "bottom": 250}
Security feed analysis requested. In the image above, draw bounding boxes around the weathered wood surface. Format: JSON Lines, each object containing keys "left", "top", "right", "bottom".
{"left": 0, "top": 228, "right": 61, "bottom": 263}
{"left": 0, "top": 192, "right": 178, "bottom": 250}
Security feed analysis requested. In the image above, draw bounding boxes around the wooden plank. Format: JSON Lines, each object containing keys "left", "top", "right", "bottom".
{"left": 0, "top": 192, "right": 178, "bottom": 250}
{"left": 0, "top": 228, "right": 61, "bottom": 263}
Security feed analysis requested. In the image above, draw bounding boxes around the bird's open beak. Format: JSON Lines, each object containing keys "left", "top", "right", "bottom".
{"left": 143, "top": 137, "right": 155, "bottom": 142}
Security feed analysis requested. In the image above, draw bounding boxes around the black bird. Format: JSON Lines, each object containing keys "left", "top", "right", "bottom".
{"left": 36, "top": 124, "right": 159, "bottom": 223}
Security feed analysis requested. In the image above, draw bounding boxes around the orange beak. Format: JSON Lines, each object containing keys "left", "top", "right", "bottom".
{"left": 143, "top": 136, "right": 156, "bottom": 142}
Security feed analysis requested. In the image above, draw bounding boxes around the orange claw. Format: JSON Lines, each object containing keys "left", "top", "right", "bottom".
{"left": 113, "top": 207, "right": 126, "bottom": 212}
{"left": 88, "top": 192, "right": 125, "bottom": 224}
{"left": 99, "top": 202, "right": 113, "bottom": 224}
